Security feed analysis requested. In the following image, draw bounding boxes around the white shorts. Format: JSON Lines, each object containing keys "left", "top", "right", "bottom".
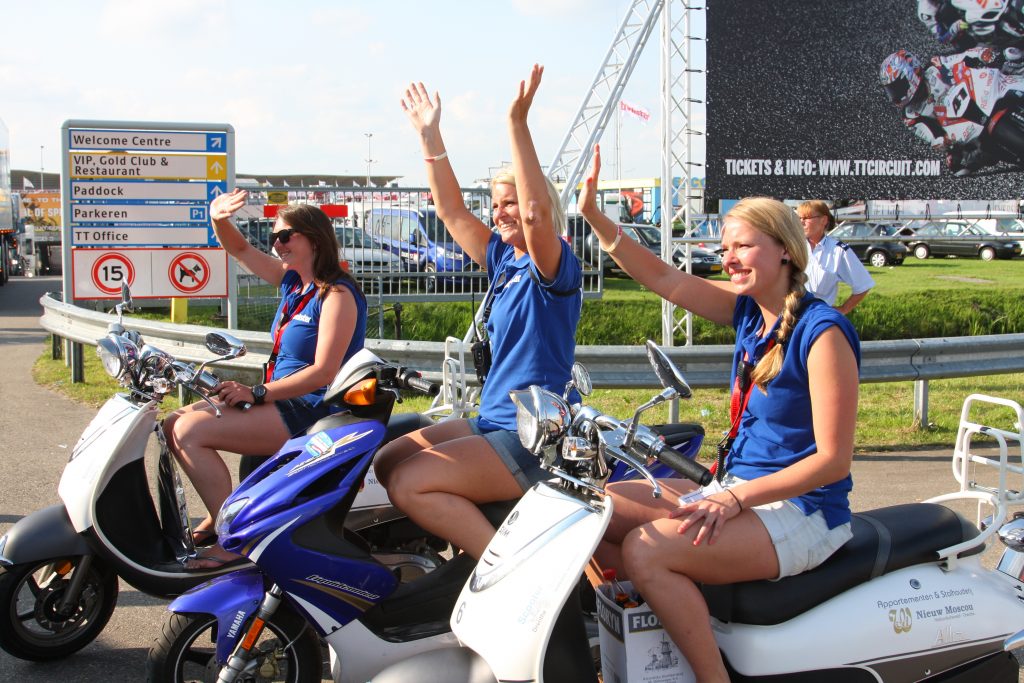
{"left": 722, "top": 474, "right": 853, "bottom": 579}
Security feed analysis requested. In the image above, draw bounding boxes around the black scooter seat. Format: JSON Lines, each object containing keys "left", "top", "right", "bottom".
{"left": 701, "top": 503, "right": 981, "bottom": 626}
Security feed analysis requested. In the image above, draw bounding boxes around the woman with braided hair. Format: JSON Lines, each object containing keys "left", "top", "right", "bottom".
{"left": 580, "top": 147, "right": 859, "bottom": 683}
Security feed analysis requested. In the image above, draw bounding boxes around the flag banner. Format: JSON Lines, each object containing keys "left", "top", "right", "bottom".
{"left": 620, "top": 99, "right": 651, "bottom": 125}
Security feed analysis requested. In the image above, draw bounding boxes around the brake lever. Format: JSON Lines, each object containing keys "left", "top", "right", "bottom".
{"left": 599, "top": 431, "right": 662, "bottom": 498}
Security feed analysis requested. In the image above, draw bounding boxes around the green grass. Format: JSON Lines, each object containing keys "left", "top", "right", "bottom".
{"left": 394, "top": 371, "right": 1024, "bottom": 461}
{"left": 125, "top": 257, "right": 1024, "bottom": 346}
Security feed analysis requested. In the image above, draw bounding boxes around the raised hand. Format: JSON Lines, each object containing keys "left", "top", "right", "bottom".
{"left": 578, "top": 144, "right": 603, "bottom": 215}
{"left": 210, "top": 188, "right": 248, "bottom": 221}
{"left": 401, "top": 82, "right": 442, "bottom": 136}
{"left": 509, "top": 64, "right": 543, "bottom": 124}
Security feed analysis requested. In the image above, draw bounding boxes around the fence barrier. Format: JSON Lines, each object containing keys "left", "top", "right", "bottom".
{"left": 39, "top": 292, "right": 1024, "bottom": 426}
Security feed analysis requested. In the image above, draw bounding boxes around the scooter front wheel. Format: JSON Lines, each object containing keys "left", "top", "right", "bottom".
{"left": 0, "top": 556, "right": 118, "bottom": 660}
{"left": 146, "top": 609, "right": 321, "bottom": 683}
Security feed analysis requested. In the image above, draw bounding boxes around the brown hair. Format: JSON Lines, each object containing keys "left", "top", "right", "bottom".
{"left": 796, "top": 200, "right": 836, "bottom": 231}
{"left": 724, "top": 197, "right": 808, "bottom": 391}
{"left": 276, "top": 204, "right": 363, "bottom": 302}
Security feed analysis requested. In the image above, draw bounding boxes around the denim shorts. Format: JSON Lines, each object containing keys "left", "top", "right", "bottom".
{"left": 468, "top": 417, "right": 548, "bottom": 492}
{"left": 275, "top": 396, "right": 335, "bottom": 437}
{"left": 721, "top": 473, "right": 853, "bottom": 579}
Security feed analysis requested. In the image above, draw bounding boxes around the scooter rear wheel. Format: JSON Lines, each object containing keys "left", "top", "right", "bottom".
{"left": 0, "top": 556, "right": 118, "bottom": 661}
{"left": 146, "top": 608, "right": 322, "bottom": 683}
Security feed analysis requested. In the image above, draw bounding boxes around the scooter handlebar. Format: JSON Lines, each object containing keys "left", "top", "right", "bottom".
{"left": 396, "top": 368, "right": 440, "bottom": 396}
{"left": 654, "top": 445, "right": 713, "bottom": 487}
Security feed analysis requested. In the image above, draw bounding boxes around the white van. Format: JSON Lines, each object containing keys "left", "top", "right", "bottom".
{"left": 943, "top": 211, "right": 1024, "bottom": 236}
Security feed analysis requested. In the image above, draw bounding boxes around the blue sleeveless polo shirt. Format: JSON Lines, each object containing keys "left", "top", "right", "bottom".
{"left": 271, "top": 270, "right": 367, "bottom": 405}
{"left": 725, "top": 294, "right": 861, "bottom": 528}
{"left": 477, "top": 233, "right": 582, "bottom": 432}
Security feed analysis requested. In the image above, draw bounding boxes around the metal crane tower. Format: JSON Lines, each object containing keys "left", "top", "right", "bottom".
{"left": 547, "top": 0, "right": 704, "bottom": 359}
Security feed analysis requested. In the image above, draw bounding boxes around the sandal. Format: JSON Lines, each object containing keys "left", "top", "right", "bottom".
{"left": 185, "top": 547, "right": 247, "bottom": 571}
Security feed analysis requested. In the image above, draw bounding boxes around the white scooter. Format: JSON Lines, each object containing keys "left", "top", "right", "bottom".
{"left": 371, "top": 341, "right": 1024, "bottom": 682}
{"left": 0, "top": 286, "right": 439, "bottom": 662}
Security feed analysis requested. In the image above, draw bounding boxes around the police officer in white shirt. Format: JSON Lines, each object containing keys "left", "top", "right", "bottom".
{"left": 796, "top": 200, "right": 874, "bottom": 315}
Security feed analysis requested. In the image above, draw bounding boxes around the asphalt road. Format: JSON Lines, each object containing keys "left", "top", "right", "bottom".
{"left": 0, "top": 274, "right": 1016, "bottom": 681}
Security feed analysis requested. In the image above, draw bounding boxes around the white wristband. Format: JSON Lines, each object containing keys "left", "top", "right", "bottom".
{"left": 425, "top": 151, "right": 448, "bottom": 163}
{"left": 603, "top": 225, "right": 623, "bottom": 254}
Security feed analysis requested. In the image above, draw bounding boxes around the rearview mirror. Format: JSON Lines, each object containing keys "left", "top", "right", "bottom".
{"left": 205, "top": 332, "right": 247, "bottom": 360}
{"left": 645, "top": 340, "right": 691, "bottom": 399}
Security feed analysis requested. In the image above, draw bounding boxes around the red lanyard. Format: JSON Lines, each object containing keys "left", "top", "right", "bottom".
{"left": 265, "top": 283, "right": 317, "bottom": 382}
{"left": 714, "top": 337, "right": 775, "bottom": 480}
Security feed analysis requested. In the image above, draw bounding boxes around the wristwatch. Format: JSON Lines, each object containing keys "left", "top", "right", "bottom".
{"left": 251, "top": 384, "right": 267, "bottom": 405}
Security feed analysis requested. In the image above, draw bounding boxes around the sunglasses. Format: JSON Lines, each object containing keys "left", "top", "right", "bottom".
{"left": 272, "top": 228, "right": 297, "bottom": 244}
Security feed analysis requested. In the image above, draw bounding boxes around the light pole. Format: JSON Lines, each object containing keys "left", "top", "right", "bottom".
{"left": 39, "top": 146, "right": 44, "bottom": 190}
{"left": 364, "top": 132, "right": 374, "bottom": 190}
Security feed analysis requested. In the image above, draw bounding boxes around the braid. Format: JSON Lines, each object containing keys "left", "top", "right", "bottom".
{"left": 750, "top": 269, "right": 806, "bottom": 392}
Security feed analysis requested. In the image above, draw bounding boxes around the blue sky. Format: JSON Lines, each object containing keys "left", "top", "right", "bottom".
{"left": 2, "top": 0, "right": 705, "bottom": 186}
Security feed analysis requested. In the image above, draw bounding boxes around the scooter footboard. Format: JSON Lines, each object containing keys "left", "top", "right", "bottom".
{"left": 167, "top": 567, "right": 265, "bottom": 664}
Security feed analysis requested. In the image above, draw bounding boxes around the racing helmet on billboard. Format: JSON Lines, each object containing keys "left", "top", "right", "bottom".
{"left": 880, "top": 50, "right": 924, "bottom": 107}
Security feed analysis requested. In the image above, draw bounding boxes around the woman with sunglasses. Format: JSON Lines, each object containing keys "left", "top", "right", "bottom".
{"left": 581, "top": 147, "right": 859, "bottom": 682}
{"left": 371, "top": 65, "right": 582, "bottom": 561}
{"left": 165, "top": 196, "right": 366, "bottom": 568}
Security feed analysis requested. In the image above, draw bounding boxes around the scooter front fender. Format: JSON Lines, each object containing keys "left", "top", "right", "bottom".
{"left": 0, "top": 504, "right": 92, "bottom": 567}
{"left": 168, "top": 567, "right": 265, "bottom": 664}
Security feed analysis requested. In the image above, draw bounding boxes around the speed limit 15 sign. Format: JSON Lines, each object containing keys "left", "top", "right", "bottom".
{"left": 72, "top": 248, "right": 227, "bottom": 299}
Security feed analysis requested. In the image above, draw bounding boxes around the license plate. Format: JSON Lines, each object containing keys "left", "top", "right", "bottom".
{"left": 710, "top": 265, "right": 722, "bottom": 272}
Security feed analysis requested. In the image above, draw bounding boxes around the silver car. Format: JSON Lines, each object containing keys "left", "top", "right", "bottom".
{"left": 335, "top": 225, "right": 403, "bottom": 276}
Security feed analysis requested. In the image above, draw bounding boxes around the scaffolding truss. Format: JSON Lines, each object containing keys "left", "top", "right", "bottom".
{"left": 546, "top": 0, "right": 704, "bottom": 359}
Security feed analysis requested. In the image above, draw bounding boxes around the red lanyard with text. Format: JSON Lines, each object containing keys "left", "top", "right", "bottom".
{"left": 265, "top": 283, "right": 317, "bottom": 382}
{"left": 713, "top": 337, "right": 775, "bottom": 482}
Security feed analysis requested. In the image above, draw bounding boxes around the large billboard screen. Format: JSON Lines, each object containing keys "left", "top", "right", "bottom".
{"left": 706, "top": 1, "right": 1024, "bottom": 201}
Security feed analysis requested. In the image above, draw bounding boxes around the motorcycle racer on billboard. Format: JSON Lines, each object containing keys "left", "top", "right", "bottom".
{"left": 918, "top": 0, "right": 1024, "bottom": 50}
{"left": 880, "top": 46, "right": 1024, "bottom": 175}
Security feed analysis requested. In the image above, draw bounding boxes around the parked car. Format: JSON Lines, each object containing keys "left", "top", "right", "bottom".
{"left": 364, "top": 206, "right": 475, "bottom": 291}
{"left": 827, "top": 222, "right": 909, "bottom": 267}
{"left": 582, "top": 222, "right": 721, "bottom": 278}
{"left": 334, "top": 224, "right": 403, "bottom": 276}
{"left": 899, "top": 221, "right": 1022, "bottom": 261}
{"left": 566, "top": 213, "right": 602, "bottom": 270}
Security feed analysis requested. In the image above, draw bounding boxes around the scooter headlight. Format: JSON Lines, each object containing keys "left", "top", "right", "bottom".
{"left": 96, "top": 335, "right": 137, "bottom": 380}
{"left": 509, "top": 385, "right": 571, "bottom": 455}
{"left": 215, "top": 497, "right": 249, "bottom": 538}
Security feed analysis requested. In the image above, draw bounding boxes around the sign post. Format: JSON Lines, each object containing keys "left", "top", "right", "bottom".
{"left": 61, "top": 120, "right": 237, "bottom": 326}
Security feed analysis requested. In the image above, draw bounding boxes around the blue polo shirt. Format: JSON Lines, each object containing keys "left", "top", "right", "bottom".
{"left": 726, "top": 294, "right": 860, "bottom": 528}
{"left": 478, "top": 233, "right": 582, "bottom": 432}
{"left": 271, "top": 270, "right": 367, "bottom": 405}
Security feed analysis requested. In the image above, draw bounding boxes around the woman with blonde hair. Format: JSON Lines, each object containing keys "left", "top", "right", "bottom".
{"left": 372, "top": 65, "right": 582, "bottom": 560}
{"left": 581, "top": 146, "right": 859, "bottom": 682}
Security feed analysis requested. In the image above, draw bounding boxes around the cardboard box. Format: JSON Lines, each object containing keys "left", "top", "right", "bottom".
{"left": 596, "top": 581, "right": 695, "bottom": 683}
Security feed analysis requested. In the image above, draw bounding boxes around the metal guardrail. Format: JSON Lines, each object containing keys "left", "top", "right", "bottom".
{"left": 40, "top": 292, "right": 1024, "bottom": 389}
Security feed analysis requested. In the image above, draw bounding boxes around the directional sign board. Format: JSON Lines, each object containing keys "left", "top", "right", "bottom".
{"left": 72, "top": 248, "right": 228, "bottom": 299}
{"left": 63, "top": 120, "right": 233, "bottom": 300}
